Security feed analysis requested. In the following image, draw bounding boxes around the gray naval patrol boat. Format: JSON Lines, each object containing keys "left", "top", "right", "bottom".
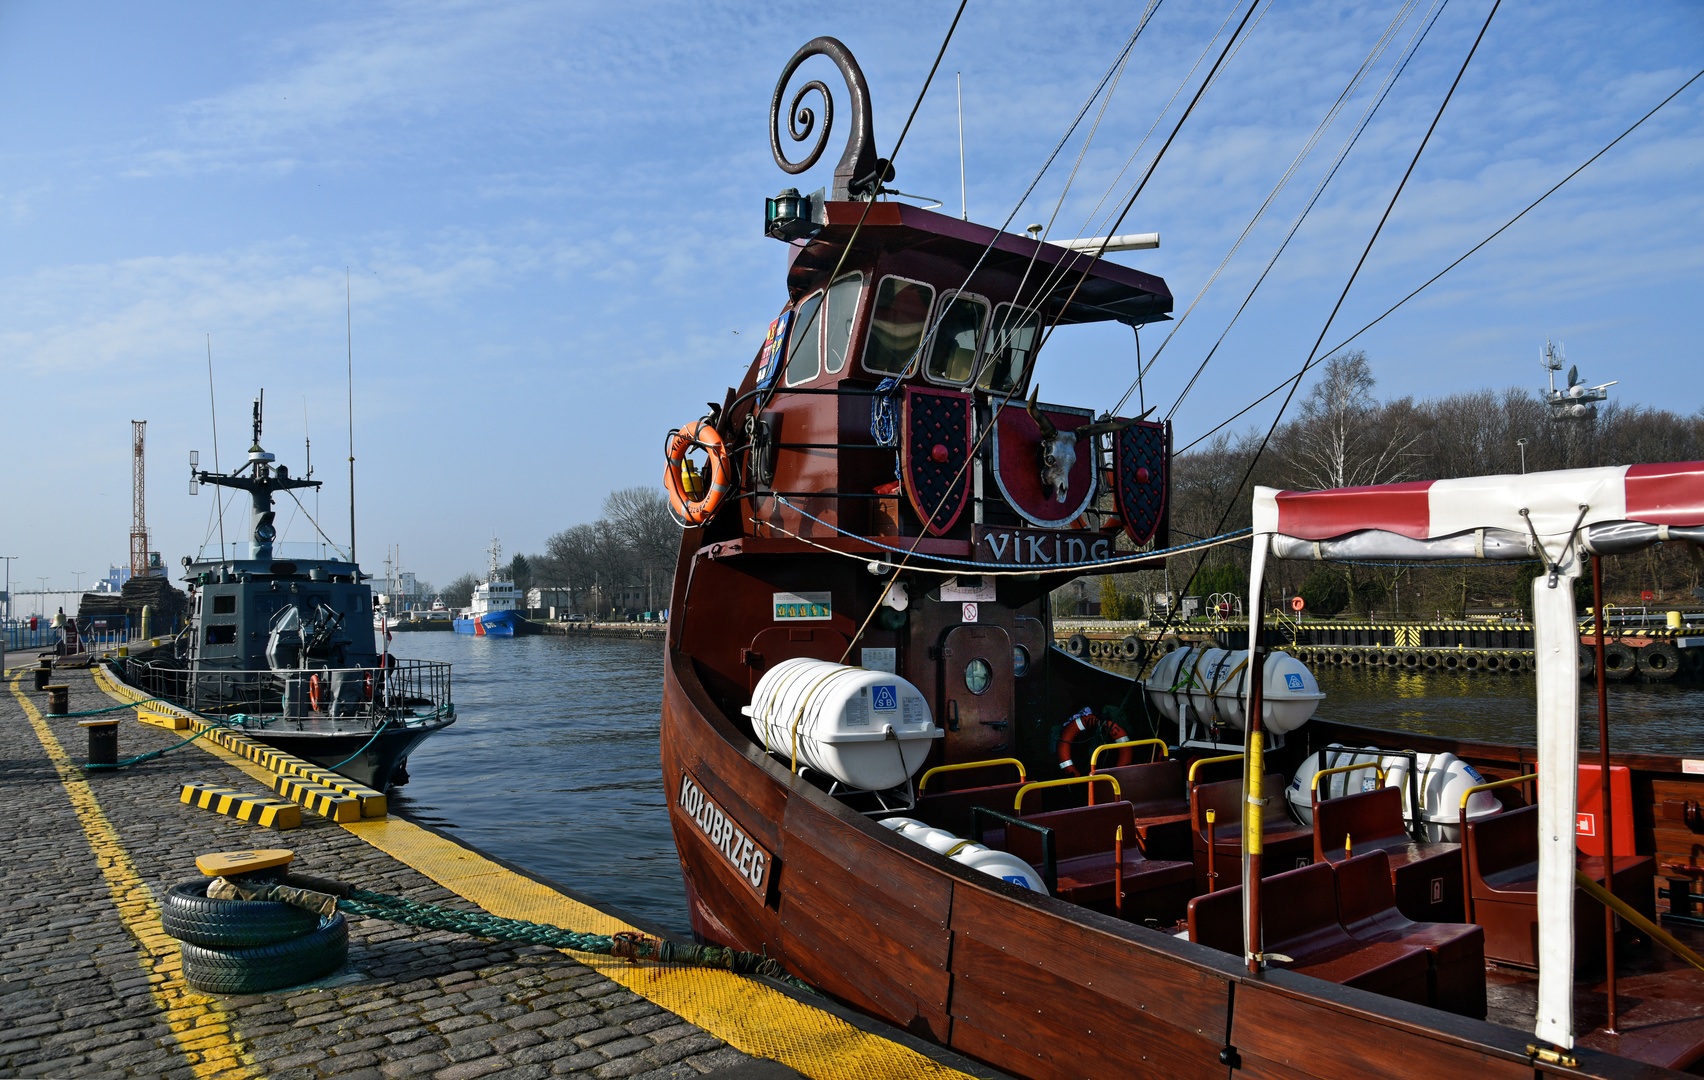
{"left": 115, "top": 393, "right": 454, "bottom": 789}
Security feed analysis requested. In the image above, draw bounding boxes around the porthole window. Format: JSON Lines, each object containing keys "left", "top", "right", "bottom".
{"left": 964, "top": 658, "right": 992, "bottom": 695}
{"left": 1012, "top": 644, "right": 1031, "bottom": 678}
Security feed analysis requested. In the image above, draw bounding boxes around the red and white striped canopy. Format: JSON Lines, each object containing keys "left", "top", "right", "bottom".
{"left": 1253, "top": 462, "right": 1704, "bottom": 547}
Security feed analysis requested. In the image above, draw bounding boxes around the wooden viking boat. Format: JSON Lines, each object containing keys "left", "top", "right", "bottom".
{"left": 660, "top": 36, "right": 1704, "bottom": 1079}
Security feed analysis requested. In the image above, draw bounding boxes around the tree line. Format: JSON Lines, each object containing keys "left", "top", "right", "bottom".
{"left": 440, "top": 487, "right": 681, "bottom": 616}
{"left": 1098, "top": 352, "right": 1704, "bottom": 620}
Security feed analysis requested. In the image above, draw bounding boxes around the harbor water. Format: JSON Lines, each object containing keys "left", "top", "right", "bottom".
{"left": 382, "top": 634, "right": 1704, "bottom": 942}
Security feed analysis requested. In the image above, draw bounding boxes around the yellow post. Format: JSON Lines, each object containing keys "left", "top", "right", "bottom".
{"left": 1246, "top": 732, "right": 1264, "bottom": 856}
{"left": 1669, "top": 611, "right": 1683, "bottom": 629}
{"left": 139, "top": 604, "right": 153, "bottom": 640}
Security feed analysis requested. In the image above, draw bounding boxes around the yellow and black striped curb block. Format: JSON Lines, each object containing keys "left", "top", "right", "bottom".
{"left": 270, "top": 773, "right": 361, "bottom": 823}
{"left": 179, "top": 781, "right": 302, "bottom": 830}
{"left": 212, "top": 734, "right": 386, "bottom": 817}
{"left": 138, "top": 707, "right": 192, "bottom": 731}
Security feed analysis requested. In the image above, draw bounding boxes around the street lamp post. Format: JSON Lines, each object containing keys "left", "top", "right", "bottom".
{"left": 1, "top": 556, "right": 15, "bottom": 623}
{"left": 1516, "top": 438, "right": 1529, "bottom": 474}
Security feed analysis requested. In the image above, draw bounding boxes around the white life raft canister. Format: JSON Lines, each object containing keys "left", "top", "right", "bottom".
{"left": 1143, "top": 647, "right": 1324, "bottom": 734}
{"left": 1287, "top": 743, "right": 1503, "bottom": 841}
{"left": 743, "top": 658, "right": 941, "bottom": 791}
{"left": 879, "top": 819, "right": 1048, "bottom": 894}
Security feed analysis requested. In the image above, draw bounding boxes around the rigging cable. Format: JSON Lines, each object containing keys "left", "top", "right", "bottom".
{"left": 1177, "top": 63, "right": 1704, "bottom": 456}
{"left": 1112, "top": 0, "right": 1448, "bottom": 418}
{"left": 1148, "top": 0, "right": 1504, "bottom": 655}
{"left": 832, "top": 1, "right": 1264, "bottom": 661}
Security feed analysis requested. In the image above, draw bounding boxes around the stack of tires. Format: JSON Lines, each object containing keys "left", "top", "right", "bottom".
{"left": 162, "top": 881, "right": 348, "bottom": 993}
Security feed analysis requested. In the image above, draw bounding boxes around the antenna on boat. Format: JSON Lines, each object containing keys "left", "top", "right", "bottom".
{"left": 956, "top": 71, "right": 967, "bottom": 220}
{"left": 206, "top": 334, "right": 226, "bottom": 559}
{"left": 346, "top": 267, "right": 356, "bottom": 568}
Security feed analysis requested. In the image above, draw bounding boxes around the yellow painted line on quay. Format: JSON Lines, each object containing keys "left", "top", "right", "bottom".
{"left": 8, "top": 674, "right": 258, "bottom": 1080}
{"left": 84, "top": 666, "right": 970, "bottom": 1080}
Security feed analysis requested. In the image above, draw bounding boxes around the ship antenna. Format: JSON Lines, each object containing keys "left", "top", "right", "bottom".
{"left": 956, "top": 71, "right": 967, "bottom": 220}
{"left": 206, "top": 334, "right": 226, "bottom": 559}
{"left": 346, "top": 267, "right": 356, "bottom": 568}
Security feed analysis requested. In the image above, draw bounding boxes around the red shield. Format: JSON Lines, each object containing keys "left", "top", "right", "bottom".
{"left": 901, "top": 387, "right": 972, "bottom": 536}
{"left": 991, "top": 401, "right": 1096, "bottom": 528}
{"left": 1114, "top": 420, "right": 1169, "bottom": 546}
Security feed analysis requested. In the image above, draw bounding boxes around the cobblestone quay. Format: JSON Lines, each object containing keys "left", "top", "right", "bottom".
{"left": 0, "top": 664, "right": 940, "bottom": 1080}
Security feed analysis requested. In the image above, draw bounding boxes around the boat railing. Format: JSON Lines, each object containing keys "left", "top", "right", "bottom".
{"left": 121, "top": 656, "right": 451, "bottom": 723}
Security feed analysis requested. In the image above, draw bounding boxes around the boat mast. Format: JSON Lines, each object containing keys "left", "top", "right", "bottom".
{"left": 347, "top": 267, "right": 357, "bottom": 569}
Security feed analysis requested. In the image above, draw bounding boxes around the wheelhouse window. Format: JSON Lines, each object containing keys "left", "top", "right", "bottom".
{"left": 861, "top": 276, "right": 934, "bottom": 376}
{"left": 784, "top": 291, "right": 824, "bottom": 386}
{"left": 978, "top": 304, "right": 1041, "bottom": 394}
{"left": 205, "top": 625, "right": 237, "bottom": 645}
{"left": 925, "top": 292, "right": 988, "bottom": 385}
{"left": 823, "top": 273, "right": 863, "bottom": 375}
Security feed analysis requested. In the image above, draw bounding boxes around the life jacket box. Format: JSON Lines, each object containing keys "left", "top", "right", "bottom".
{"left": 743, "top": 658, "right": 942, "bottom": 792}
{"left": 1576, "top": 764, "right": 1634, "bottom": 857}
{"left": 879, "top": 818, "right": 1048, "bottom": 894}
{"left": 1143, "top": 647, "right": 1325, "bottom": 747}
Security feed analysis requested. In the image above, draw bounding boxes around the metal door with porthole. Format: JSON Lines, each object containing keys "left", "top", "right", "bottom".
{"left": 938, "top": 624, "right": 1014, "bottom": 762}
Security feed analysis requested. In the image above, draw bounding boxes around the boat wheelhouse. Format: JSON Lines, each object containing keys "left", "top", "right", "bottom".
{"left": 453, "top": 536, "right": 537, "bottom": 636}
{"left": 658, "top": 36, "right": 1704, "bottom": 1080}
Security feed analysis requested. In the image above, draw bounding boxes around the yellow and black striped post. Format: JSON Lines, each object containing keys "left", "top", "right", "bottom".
{"left": 179, "top": 781, "right": 302, "bottom": 830}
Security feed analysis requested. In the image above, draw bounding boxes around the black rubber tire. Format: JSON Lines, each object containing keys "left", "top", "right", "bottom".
{"left": 1483, "top": 654, "right": 1502, "bottom": 672}
{"left": 1637, "top": 641, "right": 1682, "bottom": 681}
{"left": 179, "top": 914, "right": 348, "bottom": 994}
{"left": 1422, "top": 651, "right": 1441, "bottom": 669}
{"left": 1602, "top": 642, "right": 1637, "bottom": 681}
{"left": 1401, "top": 651, "right": 1420, "bottom": 668}
{"left": 1578, "top": 645, "right": 1597, "bottom": 678}
{"left": 1067, "top": 633, "right": 1088, "bottom": 658}
{"left": 161, "top": 881, "right": 321, "bottom": 948}
{"left": 1119, "top": 635, "right": 1143, "bottom": 662}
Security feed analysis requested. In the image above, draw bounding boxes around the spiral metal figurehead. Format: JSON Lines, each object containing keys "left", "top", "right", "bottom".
{"left": 770, "top": 37, "right": 885, "bottom": 201}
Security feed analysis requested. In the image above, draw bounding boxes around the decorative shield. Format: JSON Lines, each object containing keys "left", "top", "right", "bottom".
{"left": 901, "top": 387, "right": 973, "bottom": 535}
{"left": 1114, "top": 420, "right": 1169, "bottom": 546}
{"left": 991, "top": 401, "right": 1097, "bottom": 528}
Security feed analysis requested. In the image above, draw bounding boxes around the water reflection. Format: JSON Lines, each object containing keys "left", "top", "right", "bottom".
{"left": 1096, "top": 656, "right": 1704, "bottom": 755}
{"left": 381, "top": 632, "right": 687, "bottom": 935}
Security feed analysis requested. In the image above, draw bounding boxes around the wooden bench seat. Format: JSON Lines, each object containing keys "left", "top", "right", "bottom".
{"left": 1188, "top": 862, "right": 1429, "bottom": 1004}
{"left": 1007, "top": 802, "right": 1194, "bottom": 922}
{"left": 1191, "top": 774, "right": 1313, "bottom": 892}
{"left": 1334, "top": 851, "right": 1486, "bottom": 1017}
{"left": 1313, "top": 785, "right": 1464, "bottom": 923}
{"left": 1465, "top": 803, "right": 1656, "bottom": 968}
{"left": 913, "top": 781, "right": 1026, "bottom": 842}
{"left": 1092, "top": 759, "right": 1191, "bottom": 860}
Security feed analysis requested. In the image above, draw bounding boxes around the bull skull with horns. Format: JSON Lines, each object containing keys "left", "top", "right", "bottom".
{"left": 1025, "top": 387, "right": 1153, "bottom": 503}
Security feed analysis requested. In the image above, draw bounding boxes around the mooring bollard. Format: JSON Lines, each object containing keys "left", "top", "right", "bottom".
{"left": 80, "top": 719, "right": 119, "bottom": 766}
{"left": 45, "top": 685, "right": 69, "bottom": 715}
{"left": 33, "top": 667, "right": 51, "bottom": 691}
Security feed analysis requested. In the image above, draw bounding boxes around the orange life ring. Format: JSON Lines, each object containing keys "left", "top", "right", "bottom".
{"left": 308, "top": 672, "right": 323, "bottom": 713}
{"left": 364, "top": 671, "right": 374, "bottom": 701}
{"left": 664, "top": 420, "right": 731, "bottom": 525}
{"left": 1055, "top": 708, "right": 1133, "bottom": 777}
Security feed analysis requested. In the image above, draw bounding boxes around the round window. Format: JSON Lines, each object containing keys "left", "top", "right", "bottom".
{"left": 1012, "top": 644, "right": 1031, "bottom": 678}
{"left": 964, "top": 658, "right": 992, "bottom": 695}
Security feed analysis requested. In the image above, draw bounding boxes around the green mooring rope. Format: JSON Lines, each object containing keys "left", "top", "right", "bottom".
{"left": 55, "top": 696, "right": 178, "bottom": 718}
{"left": 84, "top": 714, "right": 248, "bottom": 771}
{"left": 336, "top": 887, "right": 816, "bottom": 993}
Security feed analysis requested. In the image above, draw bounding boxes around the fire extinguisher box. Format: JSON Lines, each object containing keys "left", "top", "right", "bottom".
{"left": 1577, "top": 764, "right": 1635, "bottom": 857}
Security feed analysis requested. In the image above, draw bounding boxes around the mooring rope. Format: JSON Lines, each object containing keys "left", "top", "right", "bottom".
{"left": 332, "top": 887, "right": 815, "bottom": 992}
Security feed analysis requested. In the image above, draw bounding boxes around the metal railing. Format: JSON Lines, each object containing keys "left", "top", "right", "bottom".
{"left": 122, "top": 657, "right": 451, "bottom": 724}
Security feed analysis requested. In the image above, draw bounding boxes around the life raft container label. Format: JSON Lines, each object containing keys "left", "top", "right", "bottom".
{"left": 677, "top": 770, "right": 772, "bottom": 897}
{"left": 772, "top": 592, "right": 831, "bottom": 620}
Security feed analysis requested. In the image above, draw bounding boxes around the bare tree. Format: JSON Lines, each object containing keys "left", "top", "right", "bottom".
{"left": 1286, "top": 352, "right": 1418, "bottom": 491}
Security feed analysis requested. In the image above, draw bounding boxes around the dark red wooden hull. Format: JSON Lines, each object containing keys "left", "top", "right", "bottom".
{"left": 660, "top": 638, "right": 1700, "bottom": 1079}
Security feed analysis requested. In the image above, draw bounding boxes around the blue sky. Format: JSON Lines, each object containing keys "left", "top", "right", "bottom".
{"left": 2, "top": 0, "right": 1698, "bottom": 595}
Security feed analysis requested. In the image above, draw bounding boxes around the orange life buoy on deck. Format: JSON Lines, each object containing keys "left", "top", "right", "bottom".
{"left": 308, "top": 672, "right": 323, "bottom": 713}
{"left": 364, "top": 670, "right": 374, "bottom": 701}
{"left": 1055, "top": 707, "right": 1133, "bottom": 778}
{"left": 664, "top": 420, "right": 731, "bottom": 525}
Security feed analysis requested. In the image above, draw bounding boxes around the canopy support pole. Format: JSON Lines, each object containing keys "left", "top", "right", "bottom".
{"left": 1593, "top": 554, "right": 1618, "bottom": 1033}
{"left": 1243, "top": 539, "right": 1269, "bottom": 971}
{"left": 1533, "top": 549, "right": 1582, "bottom": 1049}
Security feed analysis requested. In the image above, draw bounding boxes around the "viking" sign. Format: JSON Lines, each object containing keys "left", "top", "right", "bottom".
{"left": 974, "top": 525, "right": 1121, "bottom": 567}
{"left": 677, "top": 770, "right": 772, "bottom": 897}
